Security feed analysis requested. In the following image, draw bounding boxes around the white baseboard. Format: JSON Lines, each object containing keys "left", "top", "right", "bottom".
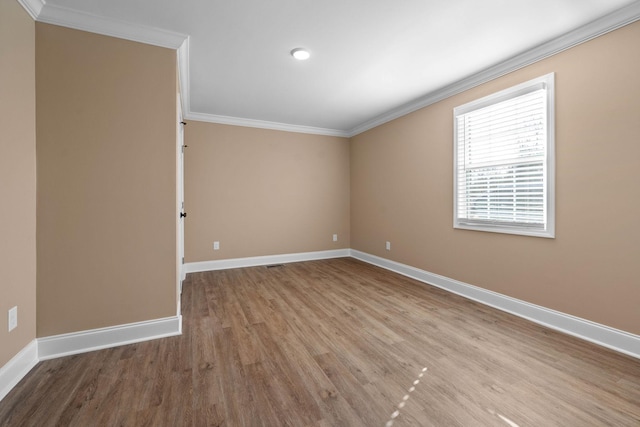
{"left": 0, "top": 340, "right": 39, "bottom": 402}
{"left": 351, "top": 250, "right": 640, "bottom": 359}
{"left": 38, "top": 315, "right": 182, "bottom": 360}
{"left": 184, "top": 249, "right": 351, "bottom": 274}
{"left": 3, "top": 248, "right": 636, "bottom": 404}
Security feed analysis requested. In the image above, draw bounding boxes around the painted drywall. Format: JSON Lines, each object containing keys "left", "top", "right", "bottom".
{"left": 0, "top": 0, "right": 37, "bottom": 367}
{"left": 351, "top": 20, "right": 640, "bottom": 335}
{"left": 184, "top": 122, "right": 350, "bottom": 262}
{"left": 36, "top": 24, "right": 177, "bottom": 336}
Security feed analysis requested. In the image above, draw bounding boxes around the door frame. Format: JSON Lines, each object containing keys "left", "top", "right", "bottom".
{"left": 177, "top": 94, "right": 186, "bottom": 314}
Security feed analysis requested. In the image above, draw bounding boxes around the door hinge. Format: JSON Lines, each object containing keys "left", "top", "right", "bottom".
{"left": 182, "top": 257, "right": 185, "bottom": 264}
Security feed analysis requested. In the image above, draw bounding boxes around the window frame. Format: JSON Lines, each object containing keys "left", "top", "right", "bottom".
{"left": 453, "top": 73, "right": 555, "bottom": 238}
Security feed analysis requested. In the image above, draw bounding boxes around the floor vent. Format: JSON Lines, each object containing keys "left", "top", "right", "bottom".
{"left": 266, "top": 264, "right": 285, "bottom": 269}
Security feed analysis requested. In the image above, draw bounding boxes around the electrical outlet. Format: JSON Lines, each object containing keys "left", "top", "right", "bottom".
{"left": 333, "top": 234, "right": 338, "bottom": 242}
{"left": 385, "top": 241, "right": 391, "bottom": 251}
{"left": 8, "top": 306, "right": 17, "bottom": 332}
{"left": 213, "top": 241, "right": 220, "bottom": 250}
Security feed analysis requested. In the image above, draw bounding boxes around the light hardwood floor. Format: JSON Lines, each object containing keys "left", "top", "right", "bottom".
{"left": 1, "top": 258, "right": 639, "bottom": 426}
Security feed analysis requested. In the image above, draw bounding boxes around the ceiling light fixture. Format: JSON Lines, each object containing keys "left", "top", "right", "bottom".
{"left": 291, "top": 48, "right": 310, "bottom": 60}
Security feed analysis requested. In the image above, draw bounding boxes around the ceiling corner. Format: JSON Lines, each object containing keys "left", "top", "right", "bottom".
{"left": 35, "top": 2, "right": 188, "bottom": 49}
{"left": 346, "top": 0, "right": 640, "bottom": 138}
{"left": 17, "top": 0, "right": 44, "bottom": 20}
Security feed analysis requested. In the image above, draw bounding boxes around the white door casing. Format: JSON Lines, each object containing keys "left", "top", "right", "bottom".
{"left": 177, "top": 94, "right": 186, "bottom": 305}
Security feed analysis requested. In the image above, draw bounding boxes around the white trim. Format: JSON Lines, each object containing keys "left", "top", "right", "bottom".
{"left": 16, "top": 0, "right": 44, "bottom": 20}
{"left": 452, "top": 73, "right": 555, "bottom": 239}
{"left": 36, "top": 4, "right": 187, "bottom": 49}
{"left": 1, "top": 248, "right": 638, "bottom": 403}
{"left": 347, "top": 2, "right": 640, "bottom": 137}
{"left": 38, "top": 316, "right": 182, "bottom": 361}
{"left": 177, "top": 38, "right": 191, "bottom": 120}
{"left": 0, "top": 340, "right": 38, "bottom": 402}
{"left": 184, "top": 249, "right": 351, "bottom": 273}
{"left": 185, "top": 112, "right": 350, "bottom": 138}
{"left": 351, "top": 250, "right": 640, "bottom": 359}
{"left": 22, "top": 1, "right": 639, "bottom": 138}
{"left": 177, "top": 92, "right": 186, "bottom": 315}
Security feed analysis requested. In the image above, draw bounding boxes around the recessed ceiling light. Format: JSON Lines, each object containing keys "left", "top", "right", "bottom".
{"left": 291, "top": 48, "right": 310, "bottom": 60}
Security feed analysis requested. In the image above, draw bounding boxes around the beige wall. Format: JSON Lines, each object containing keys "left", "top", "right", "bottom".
{"left": 1, "top": 2, "right": 635, "bottom": 370}
{"left": 0, "top": 0, "right": 37, "bottom": 367}
{"left": 185, "top": 122, "right": 350, "bottom": 261}
{"left": 36, "top": 24, "right": 177, "bottom": 336}
{"left": 351, "top": 20, "right": 640, "bottom": 335}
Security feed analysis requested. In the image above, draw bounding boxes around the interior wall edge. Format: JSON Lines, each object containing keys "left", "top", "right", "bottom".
{"left": 22, "top": 0, "right": 186, "bottom": 49}
{"left": 37, "top": 315, "right": 182, "bottom": 361}
{"left": 0, "top": 315, "right": 182, "bottom": 402}
{"left": 16, "top": 0, "right": 42, "bottom": 20}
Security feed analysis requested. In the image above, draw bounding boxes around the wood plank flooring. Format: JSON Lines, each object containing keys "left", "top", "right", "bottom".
{"left": 1, "top": 258, "right": 639, "bottom": 426}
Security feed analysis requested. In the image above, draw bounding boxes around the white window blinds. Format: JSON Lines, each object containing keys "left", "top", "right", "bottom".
{"left": 454, "top": 74, "right": 554, "bottom": 238}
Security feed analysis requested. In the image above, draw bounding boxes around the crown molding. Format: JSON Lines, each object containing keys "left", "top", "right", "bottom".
{"left": 19, "top": 0, "right": 640, "bottom": 137}
{"left": 36, "top": 3, "right": 187, "bottom": 49}
{"left": 347, "top": 1, "right": 640, "bottom": 137}
{"left": 185, "top": 111, "right": 350, "bottom": 138}
{"left": 20, "top": 1, "right": 191, "bottom": 115}
{"left": 177, "top": 37, "right": 191, "bottom": 117}
{"left": 17, "top": 0, "right": 44, "bottom": 20}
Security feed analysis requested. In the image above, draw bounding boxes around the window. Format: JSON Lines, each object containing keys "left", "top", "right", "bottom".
{"left": 454, "top": 73, "right": 555, "bottom": 238}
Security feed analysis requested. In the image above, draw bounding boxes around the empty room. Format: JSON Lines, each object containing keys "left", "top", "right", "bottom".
{"left": 1, "top": 0, "right": 639, "bottom": 425}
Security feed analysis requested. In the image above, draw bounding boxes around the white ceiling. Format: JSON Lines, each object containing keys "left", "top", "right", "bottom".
{"left": 26, "top": 0, "right": 640, "bottom": 136}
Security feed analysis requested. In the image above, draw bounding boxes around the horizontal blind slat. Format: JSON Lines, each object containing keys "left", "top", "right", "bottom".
{"left": 455, "top": 83, "right": 548, "bottom": 229}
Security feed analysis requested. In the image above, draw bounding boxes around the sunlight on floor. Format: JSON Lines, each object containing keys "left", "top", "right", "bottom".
{"left": 385, "top": 367, "right": 428, "bottom": 427}
{"left": 497, "top": 413, "right": 520, "bottom": 427}
{"left": 488, "top": 408, "right": 521, "bottom": 427}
